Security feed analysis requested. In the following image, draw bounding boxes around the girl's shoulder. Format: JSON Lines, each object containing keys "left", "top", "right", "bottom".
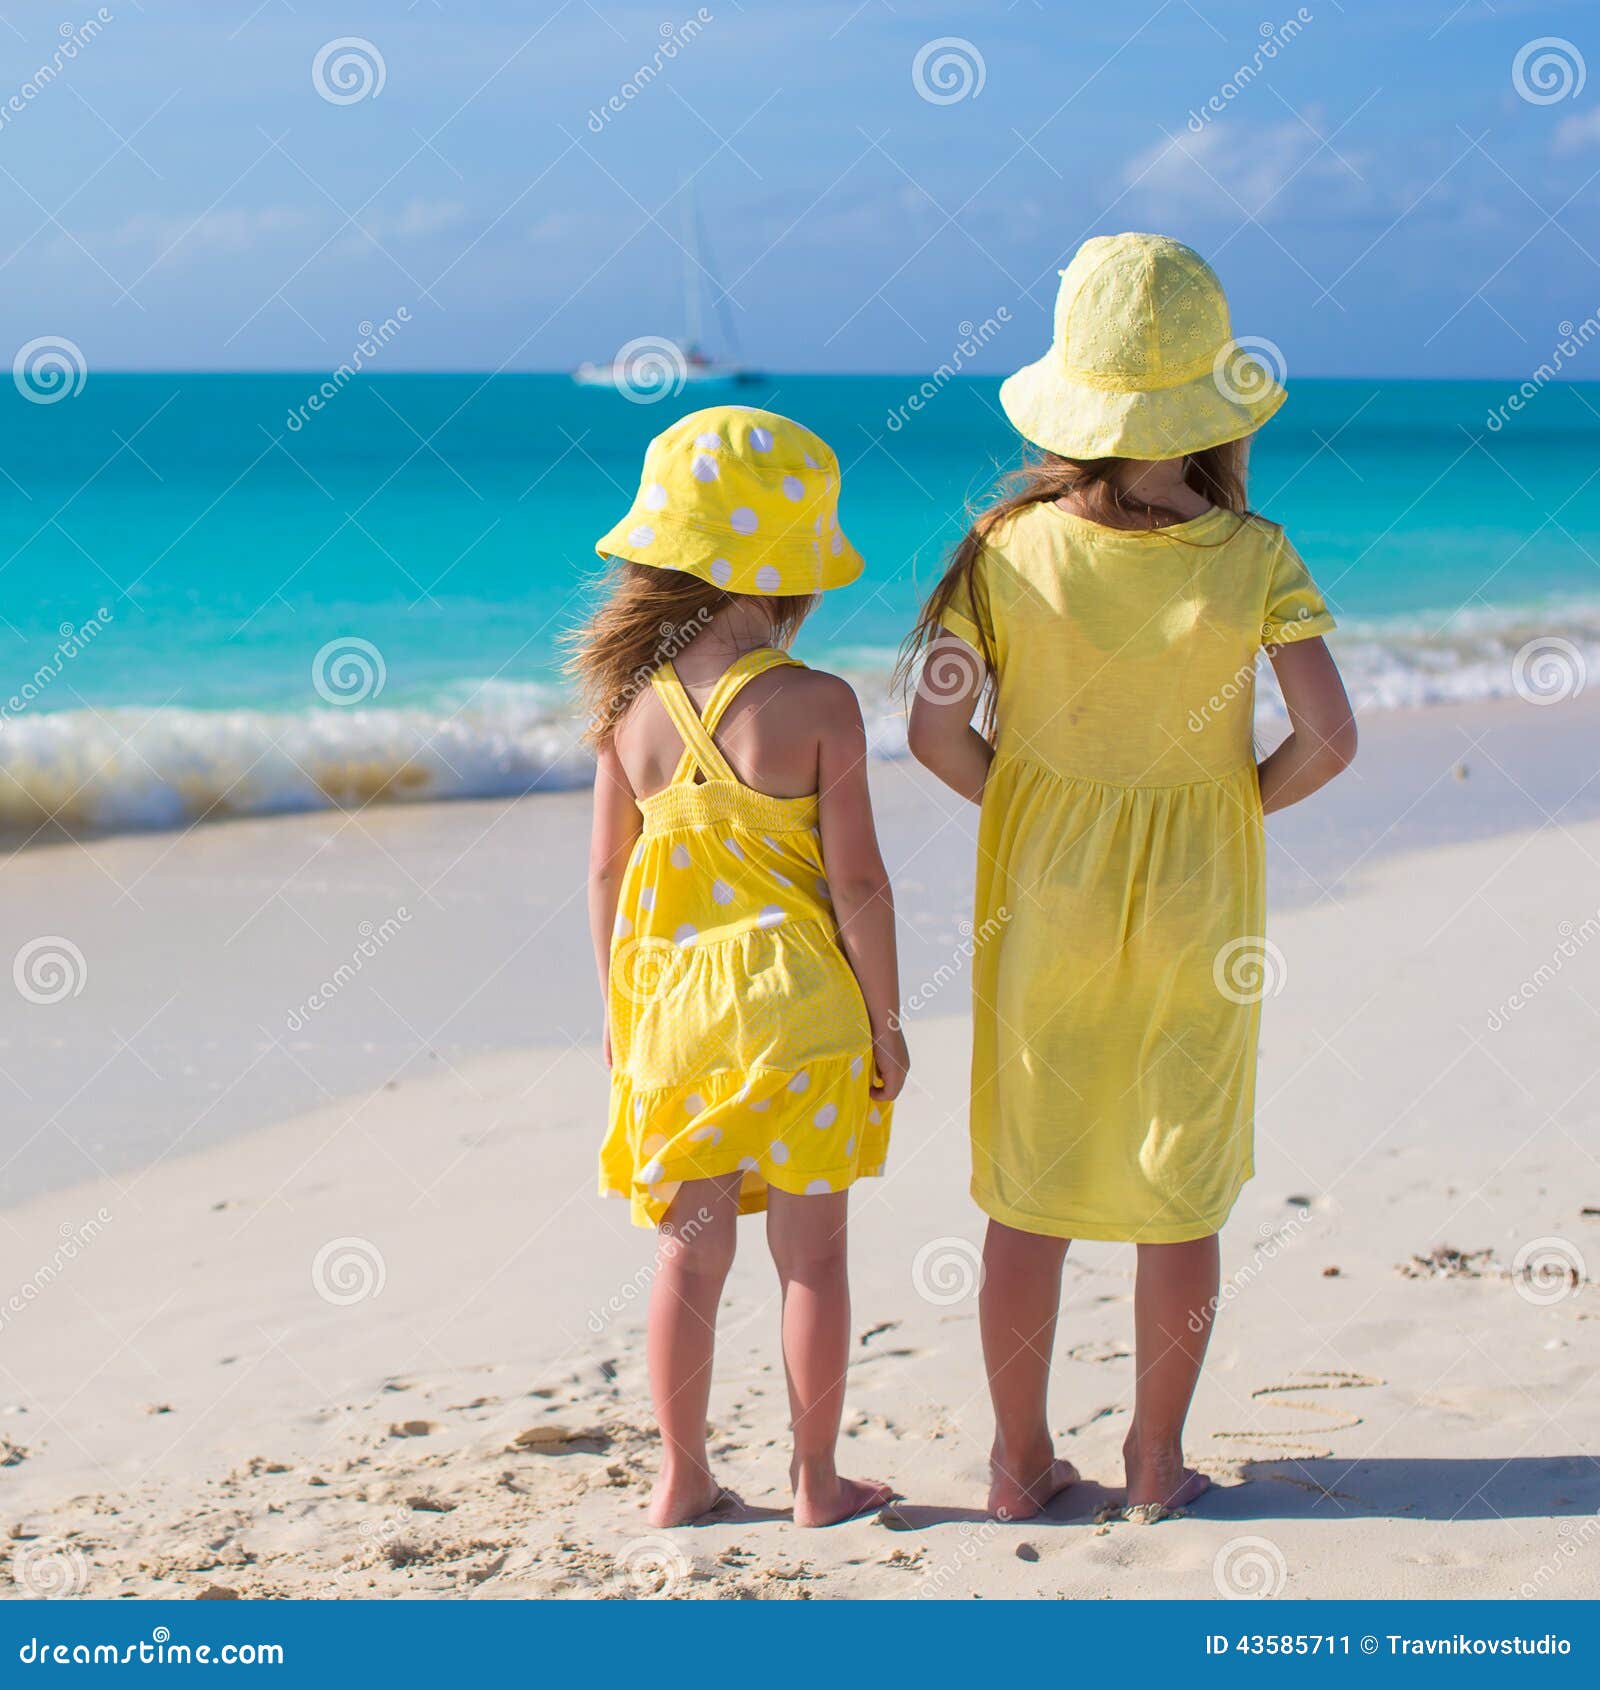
{"left": 784, "top": 663, "right": 864, "bottom": 729}
{"left": 979, "top": 499, "right": 1053, "bottom": 553}
{"left": 761, "top": 664, "right": 867, "bottom": 758}
{"left": 723, "top": 660, "right": 863, "bottom": 736}
{"left": 1219, "top": 510, "right": 1303, "bottom": 574}
{"left": 955, "top": 502, "right": 1051, "bottom": 589}
{"left": 1230, "top": 509, "right": 1287, "bottom": 545}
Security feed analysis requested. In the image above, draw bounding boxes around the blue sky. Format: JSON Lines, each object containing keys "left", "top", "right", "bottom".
{"left": 5, "top": 0, "right": 1600, "bottom": 378}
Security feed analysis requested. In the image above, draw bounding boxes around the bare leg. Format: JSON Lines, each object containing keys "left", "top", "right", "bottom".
{"left": 645, "top": 1175, "right": 741, "bottom": 1527}
{"left": 979, "top": 1219, "right": 1079, "bottom": 1520}
{"left": 765, "top": 1187, "right": 892, "bottom": 1526}
{"left": 1124, "top": 1233, "right": 1219, "bottom": 1510}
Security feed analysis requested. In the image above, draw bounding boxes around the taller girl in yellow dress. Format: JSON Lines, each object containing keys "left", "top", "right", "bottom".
{"left": 905, "top": 234, "right": 1357, "bottom": 1522}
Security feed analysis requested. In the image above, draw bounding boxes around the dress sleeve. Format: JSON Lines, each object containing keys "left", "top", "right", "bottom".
{"left": 936, "top": 546, "right": 992, "bottom": 653}
{"left": 1262, "top": 531, "right": 1337, "bottom": 647}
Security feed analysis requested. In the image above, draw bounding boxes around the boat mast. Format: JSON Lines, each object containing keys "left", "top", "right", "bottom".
{"left": 682, "top": 186, "right": 703, "bottom": 353}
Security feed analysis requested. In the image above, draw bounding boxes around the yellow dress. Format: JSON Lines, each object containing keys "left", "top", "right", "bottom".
{"left": 600, "top": 649, "right": 891, "bottom": 1228}
{"left": 939, "top": 502, "right": 1335, "bottom": 1243}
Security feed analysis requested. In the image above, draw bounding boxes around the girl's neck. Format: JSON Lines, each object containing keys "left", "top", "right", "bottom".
{"left": 1056, "top": 457, "right": 1212, "bottom": 529}
{"left": 677, "top": 607, "right": 777, "bottom": 676}
{"left": 1110, "top": 458, "right": 1196, "bottom": 506}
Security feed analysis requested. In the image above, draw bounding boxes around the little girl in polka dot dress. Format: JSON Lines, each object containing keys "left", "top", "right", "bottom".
{"left": 571, "top": 405, "right": 909, "bottom": 1529}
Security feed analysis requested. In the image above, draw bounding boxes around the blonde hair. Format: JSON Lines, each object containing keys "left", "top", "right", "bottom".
{"left": 894, "top": 442, "right": 1253, "bottom": 739}
{"left": 565, "top": 561, "right": 816, "bottom": 745}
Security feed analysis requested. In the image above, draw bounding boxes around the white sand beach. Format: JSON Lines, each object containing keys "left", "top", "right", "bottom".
{"left": 1, "top": 695, "right": 1597, "bottom": 1600}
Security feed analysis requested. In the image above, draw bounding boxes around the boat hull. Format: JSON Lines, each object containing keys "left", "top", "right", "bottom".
{"left": 572, "top": 364, "right": 763, "bottom": 390}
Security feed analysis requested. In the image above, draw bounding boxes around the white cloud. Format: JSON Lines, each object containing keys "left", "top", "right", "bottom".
{"left": 1123, "top": 119, "right": 1370, "bottom": 221}
{"left": 86, "top": 206, "right": 316, "bottom": 257}
{"left": 1553, "top": 109, "right": 1600, "bottom": 156}
{"left": 356, "top": 199, "right": 469, "bottom": 241}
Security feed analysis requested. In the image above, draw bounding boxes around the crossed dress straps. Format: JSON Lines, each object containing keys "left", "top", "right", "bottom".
{"left": 651, "top": 648, "right": 801, "bottom": 788}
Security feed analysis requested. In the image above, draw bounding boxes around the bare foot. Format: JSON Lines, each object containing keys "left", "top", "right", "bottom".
{"left": 647, "top": 1465, "right": 724, "bottom": 1528}
{"left": 1124, "top": 1443, "right": 1210, "bottom": 1511}
{"left": 988, "top": 1450, "right": 1079, "bottom": 1521}
{"left": 792, "top": 1470, "right": 895, "bottom": 1527}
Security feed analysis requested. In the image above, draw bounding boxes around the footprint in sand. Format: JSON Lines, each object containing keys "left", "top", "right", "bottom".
{"left": 1063, "top": 1340, "right": 1131, "bottom": 1364}
{"left": 1063, "top": 1403, "right": 1125, "bottom": 1436}
{"left": 510, "top": 1425, "right": 612, "bottom": 1455}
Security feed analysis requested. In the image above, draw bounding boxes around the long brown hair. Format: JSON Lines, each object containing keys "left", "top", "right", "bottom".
{"left": 894, "top": 441, "right": 1252, "bottom": 738}
{"left": 565, "top": 560, "right": 816, "bottom": 745}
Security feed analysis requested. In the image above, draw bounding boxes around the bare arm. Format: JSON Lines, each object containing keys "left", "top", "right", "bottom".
{"left": 587, "top": 738, "right": 643, "bottom": 1064}
{"left": 815, "top": 679, "right": 908, "bottom": 1101}
{"left": 1258, "top": 637, "right": 1357, "bottom": 814}
{"left": 905, "top": 631, "right": 993, "bottom": 804}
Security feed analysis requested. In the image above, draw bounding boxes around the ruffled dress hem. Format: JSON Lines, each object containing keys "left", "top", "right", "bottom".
{"left": 604, "top": 1051, "right": 890, "bottom": 1229}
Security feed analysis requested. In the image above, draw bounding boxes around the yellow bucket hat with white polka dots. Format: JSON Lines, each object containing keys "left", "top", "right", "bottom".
{"left": 1000, "top": 232, "right": 1286, "bottom": 461}
{"left": 595, "top": 406, "right": 864, "bottom": 596}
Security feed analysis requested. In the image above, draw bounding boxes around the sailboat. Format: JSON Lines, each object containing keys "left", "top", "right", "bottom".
{"left": 574, "top": 189, "right": 762, "bottom": 392}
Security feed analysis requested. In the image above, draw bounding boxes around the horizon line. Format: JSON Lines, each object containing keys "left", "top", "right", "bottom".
{"left": 33, "top": 370, "right": 1592, "bottom": 387}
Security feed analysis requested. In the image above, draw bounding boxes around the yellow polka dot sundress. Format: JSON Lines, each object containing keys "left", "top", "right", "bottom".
{"left": 600, "top": 648, "right": 891, "bottom": 1228}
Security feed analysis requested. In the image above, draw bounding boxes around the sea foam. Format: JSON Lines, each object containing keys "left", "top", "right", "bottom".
{"left": 3, "top": 603, "right": 1596, "bottom": 838}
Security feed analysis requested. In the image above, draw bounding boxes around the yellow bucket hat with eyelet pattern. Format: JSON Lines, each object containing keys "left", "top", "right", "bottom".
{"left": 1000, "top": 232, "right": 1287, "bottom": 461}
{"left": 595, "top": 406, "right": 864, "bottom": 595}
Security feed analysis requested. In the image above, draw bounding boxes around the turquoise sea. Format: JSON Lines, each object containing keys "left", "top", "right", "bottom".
{"left": 3, "top": 373, "right": 1597, "bottom": 835}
